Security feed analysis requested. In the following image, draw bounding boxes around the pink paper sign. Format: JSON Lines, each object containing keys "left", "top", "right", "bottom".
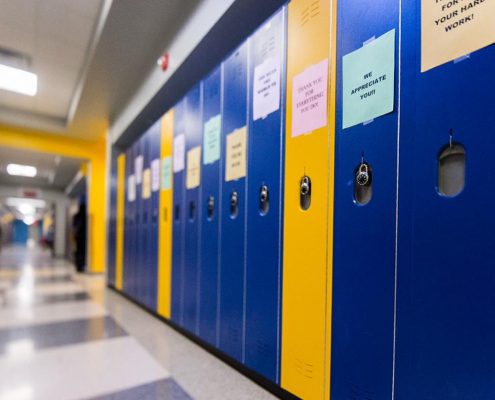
{"left": 291, "top": 58, "right": 329, "bottom": 137}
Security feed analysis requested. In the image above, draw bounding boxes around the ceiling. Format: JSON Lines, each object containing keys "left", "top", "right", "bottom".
{"left": 0, "top": 147, "right": 83, "bottom": 191}
{"left": 0, "top": 0, "right": 202, "bottom": 141}
{"left": 0, "top": 0, "right": 103, "bottom": 126}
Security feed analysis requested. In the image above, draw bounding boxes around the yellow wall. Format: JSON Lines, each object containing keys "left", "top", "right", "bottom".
{"left": 0, "top": 124, "right": 107, "bottom": 273}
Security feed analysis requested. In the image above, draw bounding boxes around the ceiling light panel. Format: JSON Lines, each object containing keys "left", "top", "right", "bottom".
{"left": 0, "top": 64, "right": 37, "bottom": 96}
{"left": 6, "top": 163, "right": 37, "bottom": 177}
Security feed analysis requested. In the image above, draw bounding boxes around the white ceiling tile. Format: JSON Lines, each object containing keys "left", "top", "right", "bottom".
{"left": 0, "top": 0, "right": 36, "bottom": 31}
{"left": 36, "top": 4, "right": 96, "bottom": 49}
{"left": 0, "top": 23, "right": 35, "bottom": 56}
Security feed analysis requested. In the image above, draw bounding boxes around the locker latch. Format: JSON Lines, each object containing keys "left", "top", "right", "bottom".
{"left": 230, "top": 191, "right": 239, "bottom": 218}
{"left": 300, "top": 175, "right": 311, "bottom": 210}
{"left": 207, "top": 196, "right": 215, "bottom": 220}
{"left": 259, "top": 185, "right": 269, "bottom": 215}
{"left": 189, "top": 201, "right": 196, "bottom": 221}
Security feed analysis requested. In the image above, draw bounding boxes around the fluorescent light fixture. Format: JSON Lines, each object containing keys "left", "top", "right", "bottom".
{"left": 22, "top": 215, "right": 36, "bottom": 225}
{"left": 18, "top": 203, "right": 35, "bottom": 215}
{"left": 6, "top": 197, "right": 46, "bottom": 208}
{"left": 6, "top": 163, "right": 37, "bottom": 177}
{"left": 0, "top": 63, "right": 37, "bottom": 96}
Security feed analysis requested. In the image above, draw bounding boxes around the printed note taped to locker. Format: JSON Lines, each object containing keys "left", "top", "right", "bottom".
{"left": 161, "top": 156, "right": 172, "bottom": 190}
{"left": 253, "top": 57, "right": 281, "bottom": 120}
{"left": 134, "top": 155, "right": 143, "bottom": 184}
{"left": 292, "top": 58, "right": 329, "bottom": 137}
{"left": 421, "top": 0, "right": 495, "bottom": 72}
{"left": 186, "top": 146, "right": 201, "bottom": 189}
{"left": 225, "top": 127, "right": 247, "bottom": 181}
{"left": 151, "top": 159, "right": 160, "bottom": 192}
{"left": 127, "top": 174, "right": 136, "bottom": 202}
{"left": 342, "top": 29, "right": 395, "bottom": 129}
{"left": 142, "top": 168, "right": 151, "bottom": 199}
{"left": 203, "top": 115, "right": 221, "bottom": 164}
{"left": 173, "top": 134, "right": 185, "bottom": 172}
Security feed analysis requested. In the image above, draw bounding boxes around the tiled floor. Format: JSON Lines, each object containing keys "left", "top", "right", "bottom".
{"left": 0, "top": 245, "right": 277, "bottom": 400}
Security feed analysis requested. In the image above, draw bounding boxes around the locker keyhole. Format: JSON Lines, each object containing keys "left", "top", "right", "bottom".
{"left": 300, "top": 175, "right": 311, "bottom": 211}
{"left": 174, "top": 204, "right": 180, "bottom": 222}
{"left": 230, "top": 191, "right": 239, "bottom": 219}
{"left": 207, "top": 196, "right": 215, "bottom": 221}
{"left": 259, "top": 185, "right": 269, "bottom": 215}
{"left": 189, "top": 201, "right": 196, "bottom": 221}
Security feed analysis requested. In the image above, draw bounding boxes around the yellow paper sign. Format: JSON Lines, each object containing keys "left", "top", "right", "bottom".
{"left": 142, "top": 168, "right": 151, "bottom": 199}
{"left": 422, "top": 0, "right": 495, "bottom": 72}
{"left": 186, "top": 146, "right": 201, "bottom": 189}
{"left": 225, "top": 126, "right": 247, "bottom": 182}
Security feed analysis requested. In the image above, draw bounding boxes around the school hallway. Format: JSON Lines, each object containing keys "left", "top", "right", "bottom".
{"left": 0, "top": 245, "right": 275, "bottom": 400}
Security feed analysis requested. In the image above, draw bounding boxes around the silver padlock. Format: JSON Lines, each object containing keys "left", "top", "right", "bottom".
{"left": 356, "top": 163, "right": 370, "bottom": 186}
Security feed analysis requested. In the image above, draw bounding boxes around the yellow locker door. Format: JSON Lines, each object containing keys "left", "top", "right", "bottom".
{"left": 281, "top": 0, "right": 336, "bottom": 398}
{"left": 115, "top": 153, "right": 126, "bottom": 291}
{"left": 157, "top": 109, "right": 174, "bottom": 319}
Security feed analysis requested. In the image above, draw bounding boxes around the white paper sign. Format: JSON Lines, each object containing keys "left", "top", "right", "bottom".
{"left": 253, "top": 57, "right": 281, "bottom": 120}
{"left": 173, "top": 134, "right": 185, "bottom": 172}
{"left": 134, "top": 155, "right": 143, "bottom": 184}
{"left": 151, "top": 158, "right": 160, "bottom": 192}
{"left": 127, "top": 174, "right": 136, "bottom": 202}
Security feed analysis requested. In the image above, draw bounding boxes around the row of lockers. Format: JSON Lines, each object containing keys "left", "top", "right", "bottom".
{"left": 107, "top": 0, "right": 495, "bottom": 399}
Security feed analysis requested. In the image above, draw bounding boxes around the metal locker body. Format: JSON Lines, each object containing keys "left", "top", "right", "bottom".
{"left": 158, "top": 109, "right": 174, "bottom": 319}
{"left": 199, "top": 67, "right": 222, "bottom": 346}
{"left": 331, "top": 1, "right": 400, "bottom": 399}
{"left": 395, "top": 3, "right": 495, "bottom": 398}
{"left": 219, "top": 41, "right": 249, "bottom": 363}
{"left": 171, "top": 98, "right": 187, "bottom": 325}
{"left": 245, "top": 7, "right": 286, "bottom": 383}
{"left": 148, "top": 121, "right": 161, "bottom": 312}
{"left": 183, "top": 84, "right": 203, "bottom": 334}
{"left": 281, "top": 0, "right": 335, "bottom": 398}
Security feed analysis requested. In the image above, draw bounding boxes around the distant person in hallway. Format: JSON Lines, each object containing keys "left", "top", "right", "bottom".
{"left": 72, "top": 203, "right": 87, "bottom": 273}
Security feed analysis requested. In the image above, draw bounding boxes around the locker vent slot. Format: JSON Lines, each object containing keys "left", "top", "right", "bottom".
{"left": 438, "top": 143, "right": 465, "bottom": 197}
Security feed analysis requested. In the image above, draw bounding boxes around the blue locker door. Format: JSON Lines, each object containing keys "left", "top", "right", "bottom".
{"left": 331, "top": 2, "right": 400, "bottom": 399}
{"left": 183, "top": 83, "right": 202, "bottom": 334}
{"left": 199, "top": 66, "right": 222, "bottom": 346}
{"left": 219, "top": 41, "right": 249, "bottom": 363}
{"left": 123, "top": 146, "right": 130, "bottom": 294}
{"left": 142, "top": 129, "right": 152, "bottom": 309}
{"left": 124, "top": 144, "right": 135, "bottom": 298}
{"left": 395, "top": 4, "right": 495, "bottom": 398}
{"left": 245, "top": 8, "right": 286, "bottom": 383}
{"left": 171, "top": 98, "right": 187, "bottom": 325}
{"left": 149, "top": 121, "right": 161, "bottom": 312}
{"left": 135, "top": 136, "right": 145, "bottom": 304}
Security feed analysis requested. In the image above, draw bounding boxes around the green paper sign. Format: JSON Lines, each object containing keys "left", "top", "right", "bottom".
{"left": 343, "top": 29, "right": 395, "bottom": 129}
{"left": 161, "top": 156, "right": 172, "bottom": 190}
{"left": 203, "top": 114, "right": 221, "bottom": 165}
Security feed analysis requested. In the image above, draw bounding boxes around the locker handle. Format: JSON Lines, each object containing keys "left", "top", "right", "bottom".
{"left": 206, "top": 196, "right": 215, "bottom": 221}
{"left": 230, "top": 191, "right": 239, "bottom": 219}
{"left": 300, "top": 176, "right": 311, "bottom": 210}
{"left": 259, "top": 185, "right": 269, "bottom": 215}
